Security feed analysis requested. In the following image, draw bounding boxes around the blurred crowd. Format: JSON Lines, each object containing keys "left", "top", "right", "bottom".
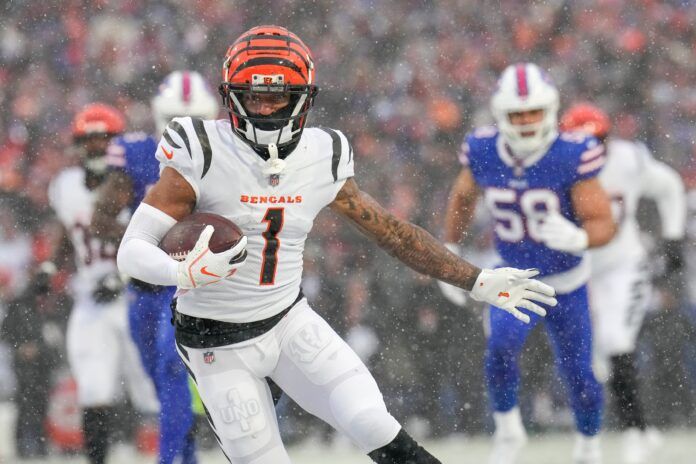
{"left": 1, "top": 0, "right": 696, "bottom": 452}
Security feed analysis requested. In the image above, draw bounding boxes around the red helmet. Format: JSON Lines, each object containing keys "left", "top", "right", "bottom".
{"left": 72, "top": 103, "right": 126, "bottom": 139}
{"left": 559, "top": 103, "right": 611, "bottom": 140}
{"left": 219, "top": 25, "right": 318, "bottom": 159}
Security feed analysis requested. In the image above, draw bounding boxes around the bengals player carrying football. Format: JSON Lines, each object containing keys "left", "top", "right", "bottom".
{"left": 117, "top": 26, "right": 557, "bottom": 464}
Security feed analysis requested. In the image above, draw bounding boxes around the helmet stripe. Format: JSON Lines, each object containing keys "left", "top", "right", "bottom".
{"left": 233, "top": 33, "right": 310, "bottom": 55}
{"left": 227, "top": 46, "right": 311, "bottom": 72}
{"left": 182, "top": 71, "right": 191, "bottom": 103}
{"left": 230, "top": 57, "right": 305, "bottom": 80}
{"left": 516, "top": 64, "right": 528, "bottom": 98}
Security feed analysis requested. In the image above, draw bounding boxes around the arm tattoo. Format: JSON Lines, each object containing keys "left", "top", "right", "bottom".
{"left": 331, "top": 179, "right": 481, "bottom": 290}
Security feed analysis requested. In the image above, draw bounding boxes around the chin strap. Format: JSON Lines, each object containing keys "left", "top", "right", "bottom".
{"left": 262, "top": 143, "right": 287, "bottom": 176}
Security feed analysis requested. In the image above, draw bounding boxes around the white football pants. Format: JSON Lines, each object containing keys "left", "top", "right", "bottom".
{"left": 590, "top": 257, "right": 652, "bottom": 359}
{"left": 175, "top": 299, "right": 401, "bottom": 463}
{"left": 66, "top": 296, "right": 158, "bottom": 412}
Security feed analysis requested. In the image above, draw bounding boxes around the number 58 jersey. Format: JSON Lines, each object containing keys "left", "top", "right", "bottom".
{"left": 157, "top": 117, "right": 354, "bottom": 323}
{"left": 461, "top": 128, "right": 604, "bottom": 290}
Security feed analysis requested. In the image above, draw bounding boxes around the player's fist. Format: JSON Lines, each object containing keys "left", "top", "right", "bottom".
{"left": 176, "top": 225, "right": 247, "bottom": 289}
{"left": 470, "top": 268, "right": 557, "bottom": 324}
{"left": 538, "top": 212, "right": 588, "bottom": 254}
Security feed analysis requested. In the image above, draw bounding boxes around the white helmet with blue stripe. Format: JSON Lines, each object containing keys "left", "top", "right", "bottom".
{"left": 151, "top": 71, "right": 219, "bottom": 135}
{"left": 490, "top": 63, "right": 560, "bottom": 158}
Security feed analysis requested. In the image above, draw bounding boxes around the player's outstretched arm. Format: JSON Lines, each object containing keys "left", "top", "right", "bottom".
{"left": 330, "top": 179, "right": 556, "bottom": 322}
{"left": 331, "top": 178, "right": 480, "bottom": 289}
{"left": 91, "top": 171, "right": 133, "bottom": 243}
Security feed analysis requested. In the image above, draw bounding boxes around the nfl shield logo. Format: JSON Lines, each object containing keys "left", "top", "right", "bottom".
{"left": 269, "top": 174, "right": 280, "bottom": 186}
{"left": 203, "top": 351, "right": 215, "bottom": 364}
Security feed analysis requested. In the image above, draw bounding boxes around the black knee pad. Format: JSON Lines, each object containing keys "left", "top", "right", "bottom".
{"left": 368, "top": 429, "right": 441, "bottom": 464}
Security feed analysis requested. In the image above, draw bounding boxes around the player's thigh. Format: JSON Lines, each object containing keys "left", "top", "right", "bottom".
{"left": 66, "top": 301, "right": 121, "bottom": 406}
{"left": 273, "top": 303, "right": 400, "bottom": 453}
{"left": 175, "top": 341, "right": 290, "bottom": 464}
{"left": 127, "top": 289, "right": 161, "bottom": 373}
{"left": 155, "top": 308, "right": 187, "bottom": 378}
{"left": 545, "top": 286, "right": 594, "bottom": 372}
{"left": 590, "top": 261, "right": 651, "bottom": 356}
{"left": 119, "top": 315, "right": 160, "bottom": 414}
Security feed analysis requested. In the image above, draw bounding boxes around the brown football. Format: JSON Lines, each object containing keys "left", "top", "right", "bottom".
{"left": 159, "top": 212, "right": 244, "bottom": 262}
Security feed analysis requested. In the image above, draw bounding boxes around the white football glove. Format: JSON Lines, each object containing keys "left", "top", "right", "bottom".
{"left": 176, "top": 225, "right": 248, "bottom": 289}
{"left": 537, "top": 212, "right": 588, "bottom": 254}
{"left": 470, "top": 268, "right": 557, "bottom": 323}
{"left": 437, "top": 243, "right": 467, "bottom": 306}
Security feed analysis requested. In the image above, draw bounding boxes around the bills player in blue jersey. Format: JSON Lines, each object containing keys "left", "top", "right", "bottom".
{"left": 439, "top": 63, "right": 616, "bottom": 464}
{"left": 92, "top": 71, "right": 218, "bottom": 464}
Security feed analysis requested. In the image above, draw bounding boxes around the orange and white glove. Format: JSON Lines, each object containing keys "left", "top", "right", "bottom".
{"left": 469, "top": 268, "right": 557, "bottom": 323}
{"left": 177, "top": 225, "right": 247, "bottom": 289}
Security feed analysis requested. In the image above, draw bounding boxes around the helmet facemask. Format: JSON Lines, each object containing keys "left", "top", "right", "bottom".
{"left": 220, "top": 76, "right": 317, "bottom": 160}
{"left": 72, "top": 133, "right": 115, "bottom": 184}
{"left": 498, "top": 106, "right": 558, "bottom": 157}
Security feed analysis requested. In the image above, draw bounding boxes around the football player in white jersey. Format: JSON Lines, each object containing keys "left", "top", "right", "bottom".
{"left": 48, "top": 103, "right": 158, "bottom": 464}
{"left": 117, "top": 25, "right": 557, "bottom": 464}
{"left": 560, "top": 103, "right": 687, "bottom": 464}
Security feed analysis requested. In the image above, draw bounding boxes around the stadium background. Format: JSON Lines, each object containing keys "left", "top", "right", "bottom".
{"left": 0, "top": 0, "right": 695, "bottom": 461}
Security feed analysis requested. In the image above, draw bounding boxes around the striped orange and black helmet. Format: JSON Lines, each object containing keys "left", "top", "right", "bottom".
{"left": 71, "top": 103, "right": 126, "bottom": 178}
{"left": 560, "top": 103, "right": 612, "bottom": 142}
{"left": 219, "top": 25, "right": 318, "bottom": 159}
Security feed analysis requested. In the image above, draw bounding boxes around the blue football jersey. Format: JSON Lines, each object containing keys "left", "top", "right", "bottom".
{"left": 460, "top": 127, "right": 605, "bottom": 277}
{"left": 106, "top": 132, "right": 160, "bottom": 213}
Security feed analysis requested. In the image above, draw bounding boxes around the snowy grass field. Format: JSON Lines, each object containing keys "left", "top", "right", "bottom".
{"left": 2, "top": 402, "right": 694, "bottom": 464}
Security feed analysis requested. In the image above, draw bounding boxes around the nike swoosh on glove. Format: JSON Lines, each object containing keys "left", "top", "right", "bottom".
{"left": 177, "top": 225, "right": 248, "bottom": 289}
{"left": 470, "top": 268, "right": 557, "bottom": 323}
{"left": 537, "top": 212, "right": 588, "bottom": 254}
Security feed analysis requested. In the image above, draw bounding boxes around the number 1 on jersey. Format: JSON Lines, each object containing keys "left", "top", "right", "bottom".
{"left": 260, "top": 208, "right": 284, "bottom": 285}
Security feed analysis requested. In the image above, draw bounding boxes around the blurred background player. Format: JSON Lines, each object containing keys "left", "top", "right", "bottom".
{"left": 91, "top": 71, "right": 219, "bottom": 464}
{"left": 560, "top": 103, "right": 687, "bottom": 464}
{"left": 0, "top": 261, "right": 65, "bottom": 458}
{"left": 441, "top": 63, "right": 616, "bottom": 464}
{"left": 48, "top": 103, "right": 159, "bottom": 464}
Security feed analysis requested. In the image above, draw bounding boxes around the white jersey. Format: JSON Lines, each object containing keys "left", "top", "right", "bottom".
{"left": 48, "top": 167, "right": 120, "bottom": 303}
{"left": 158, "top": 117, "right": 354, "bottom": 323}
{"left": 590, "top": 138, "right": 686, "bottom": 273}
